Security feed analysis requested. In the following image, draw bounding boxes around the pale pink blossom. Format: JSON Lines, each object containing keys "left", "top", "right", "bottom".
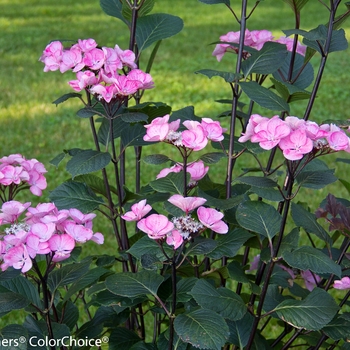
{"left": 114, "top": 44, "right": 137, "bottom": 69}
{"left": 90, "top": 84, "right": 117, "bottom": 103}
{"left": 25, "top": 234, "right": 50, "bottom": 258}
{"left": 127, "top": 69, "right": 154, "bottom": 90}
{"left": 29, "top": 222, "right": 56, "bottom": 242}
{"left": 250, "top": 29, "right": 274, "bottom": 50}
{"left": 279, "top": 129, "right": 314, "bottom": 160}
{"left": 64, "top": 222, "right": 93, "bottom": 243}
{"left": 166, "top": 230, "right": 184, "bottom": 249}
{"left": 275, "top": 36, "right": 306, "bottom": 56}
{"left": 251, "top": 116, "right": 291, "bottom": 150}
{"left": 77, "top": 38, "right": 98, "bottom": 52}
{"left": 0, "top": 201, "right": 31, "bottom": 224}
{"left": 60, "top": 48, "right": 83, "bottom": 73}
{"left": 3, "top": 244, "right": 32, "bottom": 273}
{"left": 197, "top": 206, "right": 228, "bottom": 234}
{"left": 0, "top": 165, "right": 28, "bottom": 186}
{"left": 156, "top": 164, "right": 183, "bottom": 179}
{"left": 238, "top": 114, "right": 269, "bottom": 143}
{"left": 121, "top": 199, "right": 152, "bottom": 222}
{"left": 327, "top": 130, "right": 350, "bottom": 151}
{"left": 102, "top": 47, "right": 123, "bottom": 73}
{"left": 48, "top": 234, "right": 75, "bottom": 262}
{"left": 83, "top": 48, "right": 105, "bottom": 70}
{"left": 114, "top": 75, "right": 142, "bottom": 96}
{"left": 144, "top": 115, "right": 171, "bottom": 142}
{"left": 69, "top": 70, "right": 99, "bottom": 91}
{"left": 25, "top": 203, "right": 58, "bottom": 224}
{"left": 200, "top": 118, "right": 225, "bottom": 142}
{"left": 187, "top": 161, "right": 209, "bottom": 181}
{"left": 137, "top": 214, "right": 174, "bottom": 239}
{"left": 333, "top": 276, "right": 350, "bottom": 290}
{"left": 39, "top": 41, "right": 63, "bottom": 72}
{"left": 182, "top": 124, "right": 208, "bottom": 151}
{"left": 91, "top": 232, "right": 104, "bottom": 244}
{"left": 4, "top": 229, "right": 28, "bottom": 246}
{"left": 168, "top": 195, "right": 207, "bottom": 215}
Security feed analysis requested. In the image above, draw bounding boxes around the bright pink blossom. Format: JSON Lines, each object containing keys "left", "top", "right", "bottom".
{"left": 275, "top": 36, "right": 306, "bottom": 56}
{"left": 182, "top": 123, "right": 208, "bottom": 151}
{"left": 48, "top": 234, "right": 76, "bottom": 262}
{"left": 90, "top": 84, "right": 117, "bottom": 103}
{"left": 77, "top": 38, "right": 98, "bottom": 52}
{"left": 83, "top": 48, "right": 105, "bottom": 70}
{"left": 156, "top": 164, "right": 183, "bottom": 179}
{"left": 137, "top": 214, "right": 174, "bottom": 240}
{"left": 26, "top": 234, "right": 50, "bottom": 259}
{"left": 114, "top": 44, "right": 137, "bottom": 69}
{"left": 114, "top": 75, "right": 142, "bottom": 96}
{"left": 69, "top": 70, "right": 99, "bottom": 91}
{"left": 121, "top": 199, "right": 152, "bottom": 222}
{"left": 251, "top": 116, "right": 291, "bottom": 150}
{"left": 238, "top": 114, "right": 269, "bottom": 143}
{"left": 327, "top": 130, "right": 350, "bottom": 151}
{"left": 144, "top": 115, "right": 171, "bottom": 142}
{"left": 60, "top": 48, "right": 83, "bottom": 73}
{"left": 197, "top": 206, "right": 228, "bottom": 234}
{"left": 102, "top": 47, "right": 123, "bottom": 73}
{"left": 127, "top": 69, "right": 154, "bottom": 90}
{"left": 333, "top": 276, "right": 350, "bottom": 290}
{"left": 279, "top": 129, "right": 313, "bottom": 160}
{"left": 200, "top": 118, "right": 225, "bottom": 142}
{"left": 168, "top": 195, "right": 207, "bottom": 214}
{"left": 91, "top": 232, "right": 104, "bottom": 245}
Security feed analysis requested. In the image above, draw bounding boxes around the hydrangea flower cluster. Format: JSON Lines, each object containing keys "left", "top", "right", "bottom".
{"left": 0, "top": 201, "right": 104, "bottom": 273}
{"left": 238, "top": 114, "right": 350, "bottom": 160}
{"left": 122, "top": 196, "right": 228, "bottom": 249}
{"left": 0, "top": 154, "right": 47, "bottom": 196}
{"left": 143, "top": 114, "right": 225, "bottom": 150}
{"left": 212, "top": 29, "right": 306, "bottom": 61}
{"left": 39, "top": 38, "right": 154, "bottom": 103}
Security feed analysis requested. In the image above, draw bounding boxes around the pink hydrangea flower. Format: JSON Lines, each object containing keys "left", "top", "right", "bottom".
{"left": 301, "top": 270, "right": 321, "bottom": 291}
{"left": 279, "top": 129, "right": 314, "bottom": 160}
{"left": 251, "top": 116, "right": 291, "bottom": 150}
{"left": 333, "top": 276, "right": 350, "bottom": 290}
{"left": 156, "top": 164, "right": 183, "bottom": 179}
{"left": 83, "top": 48, "right": 105, "bottom": 70}
{"left": 26, "top": 234, "right": 51, "bottom": 259}
{"left": 327, "top": 130, "right": 350, "bottom": 151}
{"left": 143, "top": 115, "right": 171, "bottom": 142}
{"left": 166, "top": 230, "right": 184, "bottom": 249}
{"left": 275, "top": 36, "right": 306, "bottom": 56}
{"left": 29, "top": 222, "right": 56, "bottom": 242}
{"left": 137, "top": 214, "right": 174, "bottom": 240}
{"left": 0, "top": 201, "right": 31, "bottom": 224}
{"left": 187, "top": 161, "right": 209, "bottom": 181}
{"left": 238, "top": 114, "right": 269, "bottom": 143}
{"left": 69, "top": 70, "right": 99, "bottom": 91}
{"left": 90, "top": 84, "right": 117, "bottom": 103}
{"left": 2, "top": 245, "right": 32, "bottom": 273}
{"left": 197, "top": 206, "right": 228, "bottom": 234}
{"left": 114, "top": 44, "right": 137, "bottom": 69}
{"left": 48, "top": 234, "right": 76, "bottom": 262}
{"left": 127, "top": 69, "right": 155, "bottom": 90}
{"left": 200, "top": 118, "right": 225, "bottom": 142}
{"left": 60, "top": 48, "right": 83, "bottom": 73}
{"left": 77, "top": 38, "right": 98, "bottom": 52}
{"left": 121, "top": 199, "right": 152, "bottom": 222}
{"left": 168, "top": 195, "right": 207, "bottom": 215}
{"left": 102, "top": 47, "right": 123, "bottom": 73}
{"left": 182, "top": 122, "right": 208, "bottom": 151}
{"left": 64, "top": 222, "right": 93, "bottom": 243}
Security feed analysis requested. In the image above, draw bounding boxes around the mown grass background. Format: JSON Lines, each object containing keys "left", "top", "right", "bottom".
{"left": 0, "top": 0, "right": 350, "bottom": 328}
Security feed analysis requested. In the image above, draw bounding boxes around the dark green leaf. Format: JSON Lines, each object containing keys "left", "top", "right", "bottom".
{"left": 226, "top": 313, "right": 254, "bottom": 348}
{"left": 236, "top": 201, "right": 282, "bottom": 240}
{"left": 109, "top": 328, "right": 144, "bottom": 350}
{"left": 106, "top": 270, "right": 164, "bottom": 299}
{"left": 190, "top": 279, "right": 246, "bottom": 320}
{"left": 121, "top": 112, "right": 149, "bottom": 123}
{"left": 207, "top": 228, "right": 253, "bottom": 259}
{"left": 0, "top": 275, "right": 42, "bottom": 309}
{"left": 195, "top": 69, "right": 242, "bottom": 83}
{"left": 296, "top": 169, "right": 337, "bottom": 189}
{"left": 49, "top": 181, "right": 104, "bottom": 212}
{"left": 100, "top": 0, "right": 130, "bottom": 25}
{"left": 0, "top": 292, "right": 30, "bottom": 313}
{"left": 121, "top": 0, "right": 155, "bottom": 21}
{"left": 49, "top": 152, "right": 66, "bottom": 168}
{"left": 291, "top": 203, "right": 331, "bottom": 244}
{"left": 150, "top": 172, "right": 190, "bottom": 195}
{"left": 127, "top": 101, "right": 172, "bottom": 119}
{"left": 273, "top": 52, "right": 314, "bottom": 89}
{"left": 97, "top": 115, "right": 129, "bottom": 146}
{"left": 271, "top": 78, "right": 311, "bottom": 103}
{"left": 143, "top": 154, "right": 170, "bottom": 165}
{"left": 66, "top": 149, "right": 111, "bottom": 178}
{"left": 48, "top": 261, "right": 91, "bottom": 293}
{"left": 322, "top": 314, "right": 350, "bottom": 340}
{"left": 74, "top": 173, "right": 118, "bottom": 198}
{"left": 200, "top": 152, "right": 227, "bottom": 164}
{"left": 136, "top": 14, "right": 184, "bottom": 52}
{"left": 184, "top": 237, "right": 218, "bottom": 257}
{"left": 174, "top": 309, "right": 229, "bottom": 350}
{"left": 283, "top": 246, "right": 341, "bottom": 277}
{"left": 52, "top": 92, "right": 82, "bottom": 106}
{"left": 76, "top": 107, "right": 99, "bottom": 118}
{"left": 274, "top": 288, "right": 339, "bottom": 330}
{"left": 197, "top": 188, "right": 243, "bottom": 210}
{"left": 239, "top": 81, "right": 290, "bottom": 112}
{"left": 199, "top": 0, "right": 230, "bottom": 4}
{"left": 242, "top": 42, "right": 288, "bottom": 75}
{"left": 235, "top": 176, "right": 278, "bottom": 188}
{"left": 121, "top": 122, "right": 150, "bottom": 147}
